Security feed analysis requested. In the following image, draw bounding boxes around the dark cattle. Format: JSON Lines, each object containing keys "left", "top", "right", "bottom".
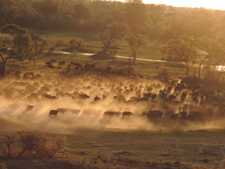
{"left": 147, "top": 110, "right": 163, "bottom": 120}
{"left": 71, "top": 62, "right": 82, "bottom": 68}
{"left": 48, "top": 47, "right": 55, "bottom": 55}
{"left": 49, "top": 110, "right": 58, "bottom": 117}
{"left": 159, "top": 90, "right": 166, "bottom": 98}
{"left": 94, "top": 96, "right": 101, "bottom": 102}
{"left": 140, "top": 97, "right": 148, "bottom": 102}
{"left": 170, "top": 113, "right": 179, "bottom": 121}
{"left": 179, "top": 111, "right": 187, "bottom": 118}
{"left": 151, "top": 94, "right": 157, "bottom": 100}
{"left": 43, "top": 94, "right": 57, "bottom": 100}
{"left": 169, "top": 95, "right": 176, "bottom": 100}
{"left": 103, "top": 111, "right": 121, "bottom": 118}
{"left": 180, "top": 91, "right": 188, "bottom": 101}
{"left": 188, "top": 111, "right": 204, "bottom": 121}
{"left": 143, "top": 93, "right": 151, "bottom": 98}
{"left": 147, "top": 86, "right": 153, "bottom": 92}
{"left": 79, "top": 93, "right": 90, "bottom": 100}
{"left": 192, "top": 97, "right": 199, "bottom": 104}
{"left": 57, "top": 108, "right": 67, "bottom": 114}
{"left": 114, "top": 95, "right": 126, "bottom": 102}
{"left": 122, "top": 111, "right": 134, "bottom": 118}
{"left": 58, "top": 61, "right": 66, "bottom": 66}
{"left": 45, "top": 62, "right": 54, "bottom": 69}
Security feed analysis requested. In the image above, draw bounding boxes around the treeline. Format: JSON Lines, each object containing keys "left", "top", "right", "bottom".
{"left": 1, "top": 0, "right": 225, "bottom": 40}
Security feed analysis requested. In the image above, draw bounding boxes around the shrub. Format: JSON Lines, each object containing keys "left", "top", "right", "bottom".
{"left": 0, "top": 131, "right": 66, "bottom": 159}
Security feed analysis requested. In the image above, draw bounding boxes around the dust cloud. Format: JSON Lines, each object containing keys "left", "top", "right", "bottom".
{"left": 0, "top": 71, "right": 225, "bottom": 134}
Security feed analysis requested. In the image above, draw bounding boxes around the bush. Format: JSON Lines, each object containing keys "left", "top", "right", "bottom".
{"left": 157, "top": 66, "right": 170, "bottom": 79}
{"left": 0, "top": 131, "right": 66, "bottom": 159}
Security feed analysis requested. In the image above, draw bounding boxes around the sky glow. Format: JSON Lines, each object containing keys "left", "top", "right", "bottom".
{"left": 118, "top": 0, "right": 225, "bottom": 10}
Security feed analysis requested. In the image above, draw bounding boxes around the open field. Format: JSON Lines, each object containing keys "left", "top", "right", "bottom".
{"left": 1, "top": 126, "right": 225, "bottom": 169}
{"left": 37, "top": 30, "right": 166, "bottom": 60}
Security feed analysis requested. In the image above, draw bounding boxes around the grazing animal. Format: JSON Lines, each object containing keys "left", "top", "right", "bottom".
{"left": 58, "top": 61, "right": 66, "bottom": 66}
{"left": 57, "top": 108, "right": 67, "bottom": 114}
{"left": 94, "top": 96, "right": 101, "bottom": 102}
{"left": 49, "top": 110, "right": 58, "bottom": 117}
{"left": 79, "top": 93, "right": 90, "bottom": 100}
{"left": 147, "top": 110, "right": 163, "bottom": 120}
{"left": 169, "top": 95, "right": 176, "bottom": 100}
{"left": 122, "top": 111, "right": 134, "bottom": 118}
{"left": 43, "top": 94, "right": 57, "bottom": 100}
{"left": 170, "top": 113, "right": 179, "bottom": 121}
{"left": 151, "top": 94, "right": 157, "bottom": 100}
{"left": 103, "top": 111, "right": 121, "bottom": 117}
{"left": 179, "top": 111, "right": 187, "bottom": 118}
{"left": 48, "top": 47, "right": 55, "bottom": 54}
{"left": 45, "top": 62, "right": 54, "bottom": 69}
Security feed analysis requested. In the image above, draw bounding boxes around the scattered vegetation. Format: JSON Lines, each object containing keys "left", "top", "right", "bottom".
{"left": 0, "top": 131, "right": 65, "bottom": 159}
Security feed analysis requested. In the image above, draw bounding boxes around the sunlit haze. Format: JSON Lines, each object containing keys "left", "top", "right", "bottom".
{"left": 119, "top": 0, "right": 225, "bottom": 10}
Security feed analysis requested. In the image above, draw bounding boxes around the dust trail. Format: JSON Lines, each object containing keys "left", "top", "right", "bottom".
{"left": 1, "top": 71, "right": 225, "bottom": 134}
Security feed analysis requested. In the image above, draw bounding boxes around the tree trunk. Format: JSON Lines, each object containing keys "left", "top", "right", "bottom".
{"left": 102, "top": 46, "right": 110, "bottom": 56}
{"left": 198, "top": 63, "right": 202, "bottom": 78}
{"left": 128, "top": 57, "right": 131, "bottom": 74}
{"left": 133, "top": 53, "right": 136, "bottom": 63}
{"left": 0, "top": 62, "right": 6, "bottom": 78}
{"left": 186, "top": 66, "right": 189, "bottom": 77}
{"left": 7, "top": 144, "right": 11, "bottom": 158}
{"left": 198, "top": 57, "right": 207, "bottom": 79}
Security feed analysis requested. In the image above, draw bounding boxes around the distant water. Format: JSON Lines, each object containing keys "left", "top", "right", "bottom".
{"left": 50, "top": 51, "right": 225, "bottom": 72}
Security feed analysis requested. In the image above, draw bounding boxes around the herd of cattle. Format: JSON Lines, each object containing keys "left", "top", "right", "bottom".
{"left": 0, "top": 68, "right": 225, "bottom": 128}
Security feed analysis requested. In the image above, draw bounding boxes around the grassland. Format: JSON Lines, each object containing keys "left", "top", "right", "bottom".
{"left": 37, "top": 30, "right": 167, "bottom": 60}
{"left": 4, "top": 30, "right": 189, "bottom": 78}
{"left": 1, "top": 125, "right": 225, "bottom": 169}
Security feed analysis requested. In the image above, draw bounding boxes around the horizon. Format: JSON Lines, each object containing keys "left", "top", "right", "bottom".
{"left": 116, "top": 0, "right": 225, "bottom": 10}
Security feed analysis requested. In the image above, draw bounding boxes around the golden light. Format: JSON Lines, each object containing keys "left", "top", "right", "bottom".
{"left": 216, "top": 65, "right": 225, "bottom": 72}
{"left": 119, "top": 0, "right": 225, "bottom": 10}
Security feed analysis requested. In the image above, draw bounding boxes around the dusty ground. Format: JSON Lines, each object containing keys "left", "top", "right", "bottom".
{"left": 1, "top": 119, "right": 225, "bottom": 169}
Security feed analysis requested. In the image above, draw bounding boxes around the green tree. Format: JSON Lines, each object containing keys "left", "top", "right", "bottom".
{"left": 160, "top": 35, "right": 197, "bottom": 77}
{"left": 0, "top": 24, "right": 33, "bottom": 77}
{"left": 69, "top": 38, "right": 84, "bottom": 51}
{"left": 126, "top": 34, "right": 147, "bottom": 62}
{"left": 126, "top": 34, "right": 147, "bottom": 73}
{"left": 32, "top": 0, "right": 59, "bottom": 19}
{"left": 196, "top": 36, "right": 224, "bottom": 78}
{"left": 97, "top": 22, "right": 129, "bottom": 57}
{"left": 1, "top": 24, "right": 26, "bottom": 38}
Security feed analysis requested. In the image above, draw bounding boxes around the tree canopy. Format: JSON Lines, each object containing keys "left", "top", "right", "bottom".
{"left": 160, "top": 35, "right": 197, "bottom": 77}
{"left": 0, "top": 24, "right": 33, "bottom": 77}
